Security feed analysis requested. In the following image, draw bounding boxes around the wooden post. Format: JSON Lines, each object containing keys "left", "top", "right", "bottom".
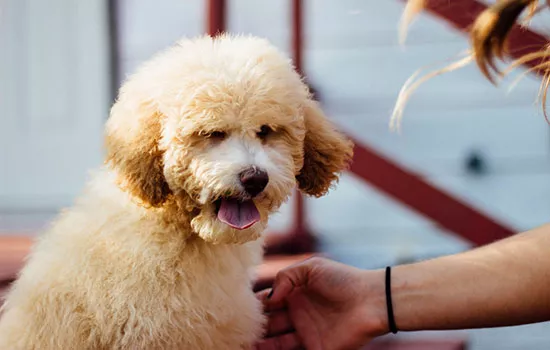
{"left": 207, "top": 0, "right": 226, "bottom": 36}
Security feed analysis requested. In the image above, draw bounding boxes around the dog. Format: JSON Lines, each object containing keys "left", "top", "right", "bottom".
{"left": 0, "top": 34, "right": 353, "bottom": 349}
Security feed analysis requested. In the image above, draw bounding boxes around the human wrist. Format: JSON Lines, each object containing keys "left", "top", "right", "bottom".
{"left": 358, "top": 264, "right": 424, "bottom": 337}
{"left": 357, "top": 269, "right": 391, "bottom": 338}
{"left": 389, "top": 262, "right": 443, "bottom": 332}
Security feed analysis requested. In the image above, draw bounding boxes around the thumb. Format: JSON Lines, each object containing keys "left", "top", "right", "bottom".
{"left": 268, "top": 259, "right": 315, "bottom": 303}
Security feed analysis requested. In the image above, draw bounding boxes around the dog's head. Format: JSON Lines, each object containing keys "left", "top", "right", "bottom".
{"left": 105, "top": 35, "right": 353, "bottom": 244}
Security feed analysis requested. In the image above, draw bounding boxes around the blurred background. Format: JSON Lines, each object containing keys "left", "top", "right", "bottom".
{"left": 1, "top": 0, "right": 550, "bottom": 349}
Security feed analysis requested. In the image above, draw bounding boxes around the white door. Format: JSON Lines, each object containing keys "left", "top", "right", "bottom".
{"left": 0, "top": 0, "right": 110, "bottom": 232}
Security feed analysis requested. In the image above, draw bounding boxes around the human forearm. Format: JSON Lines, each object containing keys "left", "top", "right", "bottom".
{"left": 258, "top": 227, "right": 550, "bottom": 349}
{"left": 387, "top": 224, "right": 550, "bottom": 331}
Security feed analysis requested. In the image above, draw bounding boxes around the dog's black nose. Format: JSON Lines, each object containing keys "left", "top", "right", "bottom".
{"left": 239, "top": 167, "right": 269, "bottom": 197}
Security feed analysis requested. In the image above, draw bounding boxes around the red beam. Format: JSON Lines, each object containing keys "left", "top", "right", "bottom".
{"left": 207, "top": 0, "right": 226, "bottom": 36}
{"left": 291, "top": 0, "right": 308, "bottom": 239}
{"left": 280, "top": 0, "right": 318, "bottom": 254}
{"left": 292, "top": 0, "right": 303, "bottom": 74}
{"left": 410, "top": 0, "right": 548, "bottom": 73}
{"left": 350, "top": 142, "right": 515, "bottom": 246}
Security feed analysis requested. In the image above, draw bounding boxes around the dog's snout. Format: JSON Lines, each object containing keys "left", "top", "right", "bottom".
{"left": 239, "top": 167, "right": 269, "bottom": 197}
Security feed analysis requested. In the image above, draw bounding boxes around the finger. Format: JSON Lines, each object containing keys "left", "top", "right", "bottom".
{"left": 256, "top": 289, "right": 272, "bottom": 301}
{"left": 257, "top": 289, "right": 287, "bottom": 312}
{"left": 265, "top": 310, "right": 294, "bottom": 337}
{"left": 255, "top": 332, "right": 301, "bottom": 350}
{"left": 269, "top": 260, "right": 314, "bottom": 303}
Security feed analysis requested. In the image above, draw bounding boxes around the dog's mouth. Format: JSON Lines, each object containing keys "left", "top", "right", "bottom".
{"left": 214, "top": 197, "right": 260, "bottom": 230}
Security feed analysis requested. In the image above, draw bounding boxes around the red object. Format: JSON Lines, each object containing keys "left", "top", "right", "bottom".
{"left": 364, "top": 339, "right": 467, "bottom": 350}
{"left": 292, "top": 0, "right": 303, "bottom": 74}
{"left": 207, "top": 0, "right": 226, "bottom": 36}
{"left": 0, "top": 236, "right": 32, "bottom": 306}
{"left": 269, "top": 0, "right": 319, "bottom": 255}
{"left": 350, "top": 142, "right": 515, "bottom": 246}
{"left": 409, "top": 0, "right": 548, "bottom": 74}
{"left": 0, "top": 236, "right": 31, "bottom": 282}
{"left": 263, "top": 0, "right": 318, "bottom": 256}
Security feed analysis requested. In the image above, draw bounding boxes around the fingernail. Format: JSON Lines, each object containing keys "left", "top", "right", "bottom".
{"left": 267, "top": 289, "right": 274, "bottom": 299}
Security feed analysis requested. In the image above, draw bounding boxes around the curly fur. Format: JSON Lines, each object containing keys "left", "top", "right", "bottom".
{"left": 394, "top": 0, "right": 550, "bottom": 126}
{"left": 297, "top": 100, "right": 353, "bottom": 197}
{"left": 0, "top": 34, "right": 353, "bottom": 349}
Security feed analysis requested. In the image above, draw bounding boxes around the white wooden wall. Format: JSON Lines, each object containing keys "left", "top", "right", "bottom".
{"left": 0, "top": 0, "right": 110, "bottom": 232}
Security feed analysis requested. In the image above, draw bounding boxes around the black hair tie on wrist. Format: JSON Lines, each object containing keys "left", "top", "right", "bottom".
{"left": 385, "top": 266, "right": 399, "bottom": 334}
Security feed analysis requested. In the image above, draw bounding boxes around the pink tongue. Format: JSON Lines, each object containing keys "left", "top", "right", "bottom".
{"left": 217, "top": 199, "right": 260, "bottom": 230}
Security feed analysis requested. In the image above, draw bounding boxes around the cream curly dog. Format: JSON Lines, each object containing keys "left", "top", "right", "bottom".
{"left": 0, "top": 35, "right": 353, "bottom": 349}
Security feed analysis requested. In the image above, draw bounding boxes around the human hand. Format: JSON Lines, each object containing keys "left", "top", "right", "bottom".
{"left": 255, "top": 257, "right": 389, "bottom": 350}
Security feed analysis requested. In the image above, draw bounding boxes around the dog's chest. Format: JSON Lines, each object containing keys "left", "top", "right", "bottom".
{"left": 163, "top": 276, "right": 262, "bottom": 348}
{"left": 115, "top": 244, "right": 264, "bottom": 349}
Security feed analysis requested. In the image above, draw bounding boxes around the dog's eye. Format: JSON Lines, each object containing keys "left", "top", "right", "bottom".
{"left": 208, "top": 131, "right": 227, "bottom": 140}
{"left": 257, "top": 125, "right": 273, "bottom": 140}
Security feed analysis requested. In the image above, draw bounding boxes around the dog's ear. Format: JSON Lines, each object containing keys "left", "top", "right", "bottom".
{"left": 104, "top": 92, "right": 171, "bottom": 207}
{"left": 296, "top": 100, "right": 354, "bottom": 197}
